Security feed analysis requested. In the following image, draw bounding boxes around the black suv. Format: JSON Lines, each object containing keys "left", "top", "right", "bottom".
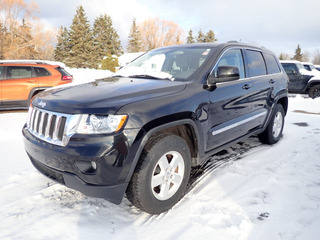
{"left": 23, "top": 42, "right": 288, "bottom": 214}
{"left": 281, "top": 60, "right": 320, "bottom": 98}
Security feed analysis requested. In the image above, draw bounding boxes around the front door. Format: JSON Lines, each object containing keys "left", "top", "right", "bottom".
{"left": 2, "top": 66, "right": 37, "bottom": 108}
{"left": 206, "top": 48, "right": 254, "bottom": 151}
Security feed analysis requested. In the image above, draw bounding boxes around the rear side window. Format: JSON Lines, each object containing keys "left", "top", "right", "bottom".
{"left": 55, "top": 67, "right": 71, "bottom": 77}
{"left": 304, "top": 65, "right": 311, "bottom": 71}
{"left": 0, "top": 66, "right": 3, "bottom": 79}
{"left": 6, "top": 66, "right": 32, "bottom": 79}
{"left": 246, "top": 50, "right": 267, "bottom": 77}
{"left": 34, "top": 67, "right": 51, "bottom": 77}
{"left": 264, "top": 53, "right": 281, "bottom": 74}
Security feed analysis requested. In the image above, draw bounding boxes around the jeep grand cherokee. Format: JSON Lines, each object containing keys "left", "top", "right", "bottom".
{"left": 23, "top": 42, "right": 288, "bottom": 214}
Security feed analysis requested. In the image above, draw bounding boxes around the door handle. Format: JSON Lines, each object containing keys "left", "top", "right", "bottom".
{"left": 242, "top": 84, "right": 252, "bottom": 90}
{"left": 26, "top": 80, "right": 36, "bottom": 83}
{"left": 269, "top": 79, "right": 275, "bottom": 84}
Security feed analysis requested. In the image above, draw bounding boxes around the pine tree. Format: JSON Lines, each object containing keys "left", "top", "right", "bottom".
{"left": 93, "top": 14, "right": 123, "bottom": 68}
{"left": 197, "top": 29, "right": 205, "bottom": 43}
{"left": 68, "top": 5, "right": 95, "bottom": 68}
{"left": 205, "top": 30, "right": 217, "bottom": 43}
{"left": 292, "top": 44, "right": 303, "bottom": 62}
{"left": 127, "top": 18, "right": 142, "bottom": 53}
{"left": 100, "top": 54, "right": 119, "bottom": 72}
{"left": 54, "top": 26, "right": 70, "bottom": 62}
{"left": 279, "top": 53, "right": 284, "bottom": 60}
{"left": 186, "top": 29, "right": 195, "bottom": 44}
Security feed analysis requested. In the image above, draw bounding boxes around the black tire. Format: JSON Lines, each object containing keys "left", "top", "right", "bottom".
{"left": 308, "top": 85, "right": 320, "bottom": 99}
{"left": 258, "top": 104, "right": 285, "bottom": 145}
{"left": 126, "top": 134, "right": 191, "bottom": 214}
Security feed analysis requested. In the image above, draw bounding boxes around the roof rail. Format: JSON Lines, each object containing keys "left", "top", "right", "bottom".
{"left": 0, "top": 60, "right": 66, "bottom": 68}
{"left": 227, "top": 40, "right": 239, "bottom": 43}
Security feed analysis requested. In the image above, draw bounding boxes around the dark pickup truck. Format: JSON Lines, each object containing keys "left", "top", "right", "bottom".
{"left": 23, "top": 42, "right": 288, "bottom": 214}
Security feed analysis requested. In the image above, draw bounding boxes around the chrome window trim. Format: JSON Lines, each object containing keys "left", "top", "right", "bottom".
{"left": 209, "top": 47, "right": 246, "bottom": 78}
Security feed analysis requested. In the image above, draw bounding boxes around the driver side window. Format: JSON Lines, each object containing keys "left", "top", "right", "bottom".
{"left": 215, "top": 49, "right": 245, "bottom": 79}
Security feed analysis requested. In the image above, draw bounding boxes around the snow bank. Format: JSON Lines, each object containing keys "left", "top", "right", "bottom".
{"left": 118, "top": 52, "right": 145, "bottom": 67}
{"left": 65, "top": 67, "right": 113, "bottom": 85}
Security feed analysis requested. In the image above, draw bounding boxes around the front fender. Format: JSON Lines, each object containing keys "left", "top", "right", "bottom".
{"left": 123, "top": 118, "right": 202, "bottom": 183}
{"left": 307, "top": 77, "right": 320, "bottom": 85}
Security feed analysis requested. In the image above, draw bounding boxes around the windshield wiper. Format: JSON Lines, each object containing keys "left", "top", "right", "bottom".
{"left": 128, "top": 74, "right": 173, "bottom": 81}
{"left": 111, "top": 74, "right": 125, "bottom": 78}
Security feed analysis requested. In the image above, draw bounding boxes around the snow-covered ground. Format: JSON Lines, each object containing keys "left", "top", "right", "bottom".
{"left": 1, "top": 69, "right": 320, "bottom": 239}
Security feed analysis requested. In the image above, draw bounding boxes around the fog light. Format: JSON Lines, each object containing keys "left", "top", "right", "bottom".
{"left": 75, "top": 160, "right": 97, "bottom": 174}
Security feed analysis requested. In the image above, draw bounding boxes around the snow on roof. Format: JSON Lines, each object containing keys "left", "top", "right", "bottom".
{"left": 279, "top": 60, "right": 301, "bottom": 64}
{"left": 0, "top": 60, "right": 66, "bottom": 68}
{"left": 301, "top": 62, "right": 314, "bottom": 65}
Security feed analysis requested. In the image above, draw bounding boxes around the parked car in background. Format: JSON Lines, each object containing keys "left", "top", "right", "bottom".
{"left": 0, "top": 60, "right": 72, "bottom": 110}
{"left": 280, "top": 60, "right": 320, "bottom": 98}
{"left": 302, "top": 62, "right": 320, "bottom": 75}
{"left": 314, "top": 65, "right": 320, "bottom": 71}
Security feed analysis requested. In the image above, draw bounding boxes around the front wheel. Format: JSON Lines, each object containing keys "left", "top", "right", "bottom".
{"left": 258, "top": 104, "right": 285, "bottom": 144}
{"left": 308, "top": 85, "right": 320, "bottom": 99}
{"left": 126, "top": 134, "right": 191, "bottom": 214}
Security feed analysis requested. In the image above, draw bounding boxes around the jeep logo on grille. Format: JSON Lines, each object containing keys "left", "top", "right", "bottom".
{"left": 38, "top": 101, "right": 46, "bottom": 108}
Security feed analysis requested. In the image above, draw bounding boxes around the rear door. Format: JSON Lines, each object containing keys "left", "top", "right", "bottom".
{"left": 2, "top": 66, "right": 38, "bottom": 107}
{"left": 243, "top": 50, "right": 273, "bottom": 126}
{"left": 206, "top": 48, "right": 254, "bottom": 150}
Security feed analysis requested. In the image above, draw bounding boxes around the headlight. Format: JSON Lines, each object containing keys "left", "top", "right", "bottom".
{"left": 76, "top": 114, "right": 128, "bottom": 134}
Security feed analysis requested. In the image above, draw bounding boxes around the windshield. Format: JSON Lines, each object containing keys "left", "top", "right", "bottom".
{"left": 115, "top": 47, "right": 214, "bottom": 81}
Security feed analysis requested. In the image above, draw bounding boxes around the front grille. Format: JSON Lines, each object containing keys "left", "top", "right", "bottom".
{"left": 27, "top": 106, "right": 77, "bottom": 146}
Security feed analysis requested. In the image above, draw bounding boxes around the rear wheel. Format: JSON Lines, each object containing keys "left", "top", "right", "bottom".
{"left": 126, "top": 134, "right": 191, "bottom": 214}
{"left": 258, "top": 104, "right": 285, "bottom": 144}
{"left": 308, "top": 85, "right": 320, "bottom": 99}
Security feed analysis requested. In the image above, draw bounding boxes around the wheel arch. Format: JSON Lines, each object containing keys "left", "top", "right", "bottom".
{"left": 27, "top": 87, "right": 51, "bottom": 105}
{"left": 277, "top": 96, "right": 288, "bottom": 115}
{"left": 306, "top": 81, "right": 320, "bottom": 93}
{"left": 124, "top": 116, "right": 202, "bottom": 184}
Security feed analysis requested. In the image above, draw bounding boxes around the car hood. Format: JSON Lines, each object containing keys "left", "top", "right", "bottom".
{"left": 32, "top": 77, "right": 187, "bottom": 114}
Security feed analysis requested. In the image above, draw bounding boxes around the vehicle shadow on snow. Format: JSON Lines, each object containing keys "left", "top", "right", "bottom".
{"left": 186, "top": 136, "right": 263, "bottom": 193}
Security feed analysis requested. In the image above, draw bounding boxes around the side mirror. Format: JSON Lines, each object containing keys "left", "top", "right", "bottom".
{"left": 207, "top": 66, "right": 240, "bottom": 86}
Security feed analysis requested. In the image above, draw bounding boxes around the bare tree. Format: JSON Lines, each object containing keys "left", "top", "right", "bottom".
{"left": 313, "top": 50, "right": 320, "bottom": 65}
{"left": 138, "top": 18, "right": 184, "bottom": 51}
{"left": 33, "top": 21, "right": 57, "bottom": 60}
{"left": 0, "top": 0, "right": 56, "bottom": 60}
{"left": 279, "top": 52, "right": 291, "bottom": 60}
{"left": 302, "top": 51, "right": 310, "bottom": 62}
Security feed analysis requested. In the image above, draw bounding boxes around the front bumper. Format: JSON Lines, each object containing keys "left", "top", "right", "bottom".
{"left": 22, "top": 125, "right": 139, "bottom": 204}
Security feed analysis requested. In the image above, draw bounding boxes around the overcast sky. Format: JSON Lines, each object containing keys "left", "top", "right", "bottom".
{"left": 34, "top": 0, "right": 320, "bottom": 57}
